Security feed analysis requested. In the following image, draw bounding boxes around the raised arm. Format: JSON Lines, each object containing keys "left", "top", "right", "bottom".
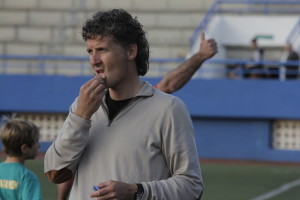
{"left": 156, "top": 32, "right": 217, "bottom": 93}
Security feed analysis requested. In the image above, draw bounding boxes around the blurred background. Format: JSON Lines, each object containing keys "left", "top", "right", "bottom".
{"left": 0, "top": 0, "right": 300, "bottom": 199}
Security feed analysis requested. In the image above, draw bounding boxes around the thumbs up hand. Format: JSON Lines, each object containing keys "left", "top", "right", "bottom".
{"left": 198, "top": 32, "right": 218, "bottom": 60}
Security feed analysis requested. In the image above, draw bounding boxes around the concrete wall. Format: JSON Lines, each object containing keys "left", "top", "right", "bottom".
{"left": 0, "top": 0, "right": 214, "bottom": 58}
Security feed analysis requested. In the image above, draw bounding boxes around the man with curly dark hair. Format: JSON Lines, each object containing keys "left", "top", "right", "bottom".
{"left": 45, "top": 9, "right": 205, "bottom": 200}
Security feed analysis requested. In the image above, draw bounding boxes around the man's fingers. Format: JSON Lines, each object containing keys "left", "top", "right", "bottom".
{"left": 206, "top": 39, "right": 216, "bottom": 45}
{"left": 201, "top": 31, "right": 205, "bottom": 41}
{"left": 82, "top": 78, "right": 97, "bottom": 89}
{"left": 91, "top": 85, "right": 106, "bottom": 99}
{"left": 90, "top": 185, "right": 110, "bottom": 199}
{"left": 82, "top": 76, "right": 105, "bottom": 93}
{"left": 206, "top": 39, "right": 218, "bottom": 50}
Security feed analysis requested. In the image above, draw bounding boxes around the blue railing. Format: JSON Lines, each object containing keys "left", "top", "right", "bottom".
{"left": 0, "top": 54, "right": 299, "bottom": 80}
{"left": 190, "top": 0, "right": 300, "bottom": 47}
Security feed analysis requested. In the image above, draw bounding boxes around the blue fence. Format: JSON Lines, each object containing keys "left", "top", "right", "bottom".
{"left": 1, "top": 75, "right": 300, "bottom": 162}
{"left": 0, "top": 54, "right": 299, "bottom": 81}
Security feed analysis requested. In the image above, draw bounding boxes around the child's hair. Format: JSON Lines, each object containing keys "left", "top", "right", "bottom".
{"left": 0, "top": 119, "right": 39, "bottom": 157}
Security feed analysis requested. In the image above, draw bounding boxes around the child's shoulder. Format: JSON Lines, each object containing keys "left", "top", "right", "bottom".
{"left": 0, "top": 162, "right": 30, "bottom": 173}
{"left": 0, "top": 162, "right": 24, "bottom": 171}
{"left": 0, "top": 162, "right": 38, "bottom": 180}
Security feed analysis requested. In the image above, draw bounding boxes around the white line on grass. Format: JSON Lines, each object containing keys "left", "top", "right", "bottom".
{"left": 249, "top": 178, "right": 300, "bottom": 200}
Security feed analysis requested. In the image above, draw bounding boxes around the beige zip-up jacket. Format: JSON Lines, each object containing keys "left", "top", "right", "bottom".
{"left": 44, "top": 81, "right": 203, "bottom": 200}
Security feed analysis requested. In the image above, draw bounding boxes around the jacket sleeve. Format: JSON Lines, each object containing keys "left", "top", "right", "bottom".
{"left": 142, "top": 97, "right": 203, "bottom": 200}
{"left": 44, "top": 98, "right": 91, "bottom": 183}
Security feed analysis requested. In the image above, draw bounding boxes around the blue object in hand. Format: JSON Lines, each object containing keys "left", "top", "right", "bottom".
{"left": 93, "top": 185, "right": 101, "bottom": 191}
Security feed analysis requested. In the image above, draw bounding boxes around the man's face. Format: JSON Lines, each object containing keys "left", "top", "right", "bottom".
{"left": 86, "top": 35, "right": 131, "bottom": 89}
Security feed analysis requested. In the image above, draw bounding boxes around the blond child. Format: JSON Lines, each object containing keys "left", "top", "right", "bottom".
{"left": 0, "top": 119, "right": 42, "bottom": 200}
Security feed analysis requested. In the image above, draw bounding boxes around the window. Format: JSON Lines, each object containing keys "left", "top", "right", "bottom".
{"left": 272, "top": 120, "right": 300, "bottom": 150}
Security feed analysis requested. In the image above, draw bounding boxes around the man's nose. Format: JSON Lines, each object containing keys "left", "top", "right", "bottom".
{"left": 90, "top": 53, "right": 101, "bottom": 66}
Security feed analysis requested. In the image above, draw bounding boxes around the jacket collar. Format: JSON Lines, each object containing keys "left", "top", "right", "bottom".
{"left": 102, "top": 81, "right": 154, "bottom": 105}
{"left": 134, "top": 81, "right": 154, "bottom": 98}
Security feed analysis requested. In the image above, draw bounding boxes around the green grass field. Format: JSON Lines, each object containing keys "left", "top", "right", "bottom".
{"left": 2, "top": 157, "right": 300, "bottom": 200}
{"left": 200, "top": 161, "right": 300, "bottom": 200}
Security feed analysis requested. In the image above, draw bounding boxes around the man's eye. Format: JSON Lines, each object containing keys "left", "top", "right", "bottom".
{"left": 97, "top": 48, "right": 106, "bottom": 52}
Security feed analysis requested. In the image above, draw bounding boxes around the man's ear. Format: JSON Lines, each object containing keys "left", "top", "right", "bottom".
{"left": 127, "top": 44, "right": 137, "bottom": 61}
